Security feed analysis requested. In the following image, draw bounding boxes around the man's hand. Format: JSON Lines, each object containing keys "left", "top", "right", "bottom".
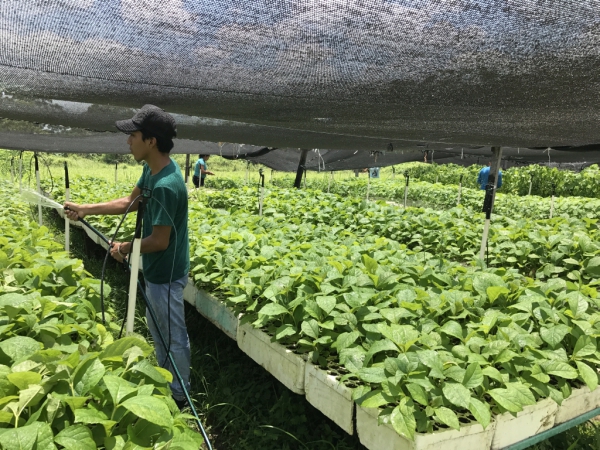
{"left": 64, "top": 202, "right": 86, "bottom": 221}
{"left": 110, "top": 241, "right": 128, "bottom": 263}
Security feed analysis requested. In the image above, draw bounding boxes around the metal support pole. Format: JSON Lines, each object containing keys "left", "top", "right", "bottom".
{"left": 258, "top": 169, "right": 265, "bottom": 216}
{"left": 115, "top": 162, "right": 118, "bottom": 185}
{"left": 184, "top": 154, "right": 190, "bottom": 184}
{"left": 479, "top": 146, "right": 502, "bottom": 260}
{"left": 392, "top": 166, "right": 395, "bottom": 180}
{"left": 404, "top": 172, "right": 409, "bottom": 208}
{"left": 126, "top": 197, "right": 145, "bottom": 335}
{"left": 35, "top": 153, "right": 42, "bottom": 226}
{"left": 64, "top": 162, "right": 70, "bottom": 252}
{"left": 550, "top": 184, "right": 556, "bottom": 219}
{"left": 294, "top": 149, "right": 309, "bottom": 188}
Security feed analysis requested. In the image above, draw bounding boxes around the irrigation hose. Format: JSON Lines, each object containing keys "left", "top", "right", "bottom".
{"left": 65, "top": 214, "right": 213, "bottom": 450}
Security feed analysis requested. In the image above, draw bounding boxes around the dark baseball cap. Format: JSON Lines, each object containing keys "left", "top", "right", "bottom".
{"left": 115, "top": 104, "right": 177, "bottom": 139}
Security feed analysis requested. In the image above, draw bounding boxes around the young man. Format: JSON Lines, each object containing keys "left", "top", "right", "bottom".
{"left": 64, "top": 104, "right": 191, "bottom": 408}
{"left": 477, "top": 161, "right": 503, "bottom": 190}
{"left": 192, "top": 154, "right": 214, "bottom": 188}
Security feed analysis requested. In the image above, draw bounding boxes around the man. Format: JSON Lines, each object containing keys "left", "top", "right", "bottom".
{"left": 64, "top": 105, "right": 191, "bottom": 408}
{"left": 477, "top": 161, "right": 503, "bottom": 190}
{"left": 192, "top": 154, "right": 214, "bottom": 188}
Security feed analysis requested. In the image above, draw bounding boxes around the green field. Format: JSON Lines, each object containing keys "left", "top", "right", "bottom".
{"left": 2, "top": 150, "right": 600, "bottom": 449}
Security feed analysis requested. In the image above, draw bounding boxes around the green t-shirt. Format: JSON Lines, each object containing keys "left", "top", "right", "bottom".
{"left": 136, "top": 159, "right": 189, "bottom": 284}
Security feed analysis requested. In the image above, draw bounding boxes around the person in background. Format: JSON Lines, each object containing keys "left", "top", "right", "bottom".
{"left": 192, "top": 154, "right": 214, "bottom": 188}
{"left": 64, "top": 105, "right": 191, "bottom": 410}
{"left": 477, "top": 161, "right": 502, "bottom": 190}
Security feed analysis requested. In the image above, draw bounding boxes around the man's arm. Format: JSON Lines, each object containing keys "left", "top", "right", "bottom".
{"left": 110, "top": 225, "right": 171, "bottom": 262}
{"left": 64, "top": 186, "right": 143, "bottom": 220}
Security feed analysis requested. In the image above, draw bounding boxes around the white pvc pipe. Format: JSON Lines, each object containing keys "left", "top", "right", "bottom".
{"left": 457, "top": 183, "right": 462, "bottom": 205}
{"left": 10, "top": 160, "right": 14, "bottom": 183}
{"left": 404, "top": 185, "right": 408, "bottom": 208}
{"left": 550, "top": 195, "right": 554, "bottom": 219}
{"left": 528, "top": 179, "right": 533, "bottom": 196}
{"left": 479, "top": 218, "right": 491, "bottom": 260}
{"left": 327, "top": 172, "right": 332, "bottom": 193}
{"left": 126, "top": 238, "right": 142, "bottom": 335}
{"left": 65, "top": 188, "right": 70, "bottom": 252}
{"left": 115, "top": 163, "right": 118, "bottom": 185}
{"left": 19, "top": 157, "right": 22, "bottom": 192}
{"left": 36, "top": 168, "right": 42, "bottom": 225}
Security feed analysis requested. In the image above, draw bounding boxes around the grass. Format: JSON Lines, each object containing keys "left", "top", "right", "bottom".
{"left": 10, "top": 151, "right": 600, "bottom": 449}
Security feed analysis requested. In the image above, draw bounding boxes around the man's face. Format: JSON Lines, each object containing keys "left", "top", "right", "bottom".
{"left": 127, "top": 131, "right": 153, "bottom": 162}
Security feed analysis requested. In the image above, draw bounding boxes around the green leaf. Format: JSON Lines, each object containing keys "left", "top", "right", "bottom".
{"left": 540, "top": 325, "right": 571, "bottom": 348}
{"left": 74, "top": 407, "right": 109, "bottom": 424}
{"left": 573, "top": 336, "right": 596, "bottom": 358}
{"left": 0, "top": 336, "right": 41, "bottom": 364}
{"left": 469, "top": 397, "right": 491, "bottom": 429}
{"left": 487, "top": 286, "right": 510, "bottom": 304}
{"left": 379, "top": 324, "right": 419, "bottom": 351}
{"left": 6, "top": 371, "right": 42, "bottom": 390}
{"left": 362, "top": 255, "right": 379, "bottom": 275}
{"left": 100, "top": 337, "right": 152, "bottom": 361}
{"left": 434, "top": 406, "right": 460, "bottom": 430}
{"left": 576, "top": 361, "right": 599, "bottom": 391}
{"left": 442, "top": 382, "right": 471, "bottom": 409}
{"left": 489, "top": 383, "right": 535, "bottom": 413}
{"left": 390, "top": 400, "right": 416, "bottom": 441}
{"left": 334, "top": 330, "right": 361, "bottom": 352}
{"left": 585, "top": 256, "right": 600, "bottom": 277}
{"left": 275, "top": 324, "right": 297, "bottom": 340}
{"left": 54, "top": 424, "right": 96, "bottom": 450}
{"left": 406, "top": 383, "right": 429, "bottom": 406}
{"left": 103, "top": 375, "right": 137, "bottom": 405}
{"left": 472, "top": 273, "right": 506, "bottom": 297}
{"left": 74, "top": 357, "right": 106, "bottom": 397}
{"left": 357, "top": 389, "right": 389, "bottom": 408}
{"left": 129, "top": 360, "right": 166, "bottom": 385}
{"left": 0, "top": 425, "right": 36, "bottom": 450}
{"left": 462, "top": 363, "right": 483, "bottom": 389}
{"left": 301, "top": 319, "right": 319, "bottom": 339}
{"left": 316, "top": 296, "right": 337, "bottom": 316}
{"left": 121, "top": 395, "right": 173, "bottom": 428}
{"left": 439, "top": 321, "right": 463, "bottom": 341}
{"left": 257, "top": 303, "right": 289, "bottom": 317}
{"left": 541, "top": 360, "right": 578, "bottom": 379}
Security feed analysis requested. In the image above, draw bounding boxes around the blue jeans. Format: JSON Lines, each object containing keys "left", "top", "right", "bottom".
{"left": 145, "top": 275, "right": 191, "bottom": 401}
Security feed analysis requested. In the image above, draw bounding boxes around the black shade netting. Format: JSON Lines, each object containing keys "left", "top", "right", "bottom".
{"left": 0, "top": 1, "right": 600, "bottom": 153}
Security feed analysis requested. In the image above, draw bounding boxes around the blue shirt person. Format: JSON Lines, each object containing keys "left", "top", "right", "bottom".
{"left": 193, "top": 154, "right": 214, "bottom": 188}
{"left": 477, "top": 163, "right": 502, "bottom": 190}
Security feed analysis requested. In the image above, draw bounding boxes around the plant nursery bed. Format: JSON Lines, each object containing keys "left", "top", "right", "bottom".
{"left": 491, "top": 398, "right": 557, "bottom": 449}
{"left": 237, "top": 322, "right": 306, "bottom": 394}
{"left": 304, "top": 363, "right": 355, "bottom": 435}
{"left": 555, "top": 386, "right": 600, "bottom": 425}
{"left": 183, "top": 281, "right": 238, "bottom": 340}
{"left": 356, "top": 406, "right": 496, "bottom": 450}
